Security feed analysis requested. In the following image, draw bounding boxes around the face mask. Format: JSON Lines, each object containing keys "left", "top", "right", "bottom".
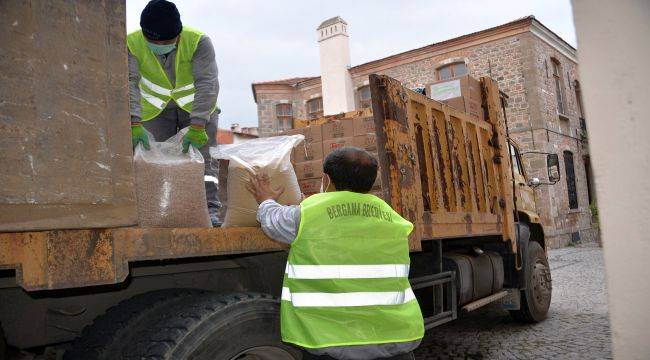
{"left": 320, "top": 175, "right": 330, "bottom": 193}
{"left": 147, "top": 42, "right": 176, "bottom": 55}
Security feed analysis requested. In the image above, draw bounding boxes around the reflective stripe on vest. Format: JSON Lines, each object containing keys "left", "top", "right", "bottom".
{"left": 281, "top": 287, "right": 416, "bottom": 307}
{"left": 140, "top": 89, "right": 166, "bottom": 109}
{"left": 280, "top": 191, "right": 424, "bottom": 349}
{"left": 285, "top": 263, "right": 410, "bottom": 279}
{"left": 127, "top": 27, "right": 210, "bottom": 121}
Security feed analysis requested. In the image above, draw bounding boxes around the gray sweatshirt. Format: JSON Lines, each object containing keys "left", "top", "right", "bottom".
{"left": 129, "top": 35, "right": 219, "bottom": 127}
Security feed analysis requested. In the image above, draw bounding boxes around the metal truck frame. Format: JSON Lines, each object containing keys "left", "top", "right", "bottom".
{"left": 0, "top": 75, "right": 554, "bottom": 359}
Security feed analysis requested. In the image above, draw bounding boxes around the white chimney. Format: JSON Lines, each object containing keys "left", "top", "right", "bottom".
{"left": 317, "top": 16, "right": 355, "bottom": 115}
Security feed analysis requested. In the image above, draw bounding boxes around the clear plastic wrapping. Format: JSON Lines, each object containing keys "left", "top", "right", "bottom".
{"left": 134, "top": 127, "right": 211, "bottom": 228}
{"left": 210, "top": 135, "right": 304, "bottom": 227}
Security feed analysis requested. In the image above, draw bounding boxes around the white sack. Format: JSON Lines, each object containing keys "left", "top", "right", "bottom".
{"left": 211, "top": 135, "right": 304, "bottom": 227}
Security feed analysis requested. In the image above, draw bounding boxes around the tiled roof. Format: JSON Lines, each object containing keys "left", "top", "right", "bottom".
{"left": 252, "top": 76, "right": 319, "bottom": 86}
{"left": 351, "top": 16, "right": 544, "bottom": 71}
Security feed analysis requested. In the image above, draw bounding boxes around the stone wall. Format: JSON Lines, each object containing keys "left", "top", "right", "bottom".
{"left": 520, "top": 35, "right": 596, "bottom": 247}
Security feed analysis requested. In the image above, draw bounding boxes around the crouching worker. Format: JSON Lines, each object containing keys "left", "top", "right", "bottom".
{"left": 247, "top": 147, "right": 424, "bottom": 360}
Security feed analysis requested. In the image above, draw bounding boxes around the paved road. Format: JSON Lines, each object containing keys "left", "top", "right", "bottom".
{"left": 414, "top": 244, "right": 611, "bottom": 360}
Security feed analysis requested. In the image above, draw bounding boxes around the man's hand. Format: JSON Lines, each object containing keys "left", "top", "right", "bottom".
{"left": 182, "top": 125, "right": 208, "bottom": 153}
{"left": 131, "top": 123, "right": 150, "bottom": 150}
{"left": 246, "top": 173, "right": 285, "bottom": 204}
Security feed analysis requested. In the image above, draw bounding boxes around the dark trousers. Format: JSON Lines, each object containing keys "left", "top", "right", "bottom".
{"left": 142, "top": 107, "right": 219, "bottom": 210}
{"left": 301, "top": 351, "right": 416, "bottom": 360}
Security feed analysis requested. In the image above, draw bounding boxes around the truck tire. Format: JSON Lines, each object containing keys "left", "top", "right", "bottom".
{"left": 510, "top": 241, "right": 552, "bottom": 322}
{"left": 123, "top": 292, "right": 301, "bottom": 360}
{"left": 64, "top": 288, "right": 209, "bottom": 360}
{"left": 0, "top": 323, "right": 6, "bottom": 360}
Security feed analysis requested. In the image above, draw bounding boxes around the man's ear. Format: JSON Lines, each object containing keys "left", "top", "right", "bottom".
{"left": 324, "top": 173, "right": 336, "bottom": 192}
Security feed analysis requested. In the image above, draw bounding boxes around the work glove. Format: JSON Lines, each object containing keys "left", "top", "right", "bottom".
{"left": 131, "top": 123, "right": 150, "bottom": 150}
{"left": 182, "top": 127, "right": 208, "bottom": 153}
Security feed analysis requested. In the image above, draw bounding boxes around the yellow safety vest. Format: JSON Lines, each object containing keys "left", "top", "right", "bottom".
{"left": 127, "top": 27, "right": 216, "bottom": 121}
{"left": 281, "top": 191, "right": 424, "bottom": 349}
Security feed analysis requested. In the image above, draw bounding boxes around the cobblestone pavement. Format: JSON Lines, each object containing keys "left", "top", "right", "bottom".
{"left": 414, "top": 244, "right": 611, "bottom": 360}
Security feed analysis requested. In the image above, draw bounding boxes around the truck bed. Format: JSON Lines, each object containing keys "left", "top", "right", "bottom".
{"left": 0, "top": 75, "right": 516, "bottom": 292}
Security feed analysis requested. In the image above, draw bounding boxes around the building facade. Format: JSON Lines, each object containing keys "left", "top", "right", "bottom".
{"left": 252, "top": 16, "right": 597, "bottom": 248}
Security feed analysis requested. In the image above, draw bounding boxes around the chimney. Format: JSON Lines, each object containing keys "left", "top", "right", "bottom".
{"left": 317, "top": 16, "right": 355, "bottom": 115}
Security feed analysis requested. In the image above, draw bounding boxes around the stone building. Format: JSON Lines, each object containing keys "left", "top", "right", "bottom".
{"left": 251, "top": 15, "right": 597, "bottom": 248}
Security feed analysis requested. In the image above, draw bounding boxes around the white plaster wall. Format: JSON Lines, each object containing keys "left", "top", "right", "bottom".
{"left": 318, "top": 28, "right": 355, "bottom": 115}
{"left": 572, "top": 1, "right": 650, "bottom": 358}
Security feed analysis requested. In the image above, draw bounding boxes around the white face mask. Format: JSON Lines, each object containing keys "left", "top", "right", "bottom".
{"left": 320, "top": 174, "right": 330, "bottom": 193}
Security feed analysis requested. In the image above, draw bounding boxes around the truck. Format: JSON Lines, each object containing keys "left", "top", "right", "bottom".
{"left": 0, "top": 3, "right": 559, "bottom": 359}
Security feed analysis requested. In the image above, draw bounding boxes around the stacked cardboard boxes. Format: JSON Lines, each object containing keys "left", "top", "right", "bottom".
{"left": 284, "top": 116, "right": 384, "bottom": 197}
{"left": 427, "top": 75, "right": 484, "bottom": 121}
{"left": 352, "top": 117, "right": 382, "bottom": 195}
{"left": 288, "top": 125, "right": 324, "bottom": 196}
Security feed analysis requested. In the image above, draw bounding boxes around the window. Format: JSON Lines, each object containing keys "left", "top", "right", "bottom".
{"left": 437, "top": 62, "right": 468, "bottom": 81}
{"left": 583, "top": 156, "right": 594, "bottom": 205}
{"left": 563, "top": 150, "right": 578, "bottom": 209}
{"left": 275, "top": 103, "right": 293, "bottom": 132}
{"left": 509, "top": 142, "right": 523, "bottom": 176}
{"left": 358, "top": 86, "right": 371, "bottom": 109}
{"left": 307, "top": 97, "right": 323, "bottom": 119}
{"left": 552, "top": 58, "right": 566, "bottom": 115}
{"left": 574, "top": 80, "right": 585, "bottom": 120}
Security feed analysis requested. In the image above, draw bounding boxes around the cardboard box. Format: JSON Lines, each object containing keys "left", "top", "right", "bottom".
{"left": 443, "top": 96, "right": 484, "bottom": 121}
{"left": 299, "top": 178, "right": 321, "bottom": 195}
{"left": 428, "top": 75, "right": 481, "bottom": 102}
{"left": 294, "top": 160, "right": 323, "bottom": 180}
{"left": 465, "top": 98, "right": 484, "bottom": 121}
{"left": 283, "top": 125, "right": 323, "bottom": 143}
{"left": 293, "top": 141, "right": 324, "bottom": 163}
{"left": 444, "top": 97, "right": 466, "bottom": 112}
{"left": 323, "top": 137, "right": 355, "bottom": 157}
{"left": 353, "top": 134, "right": 377, "bottom": 152}
{"left": 322, "top": 120, "right": 354, "bottom": 140}
{"left": 353, "top": 117, "right": 375, "bottom": 136}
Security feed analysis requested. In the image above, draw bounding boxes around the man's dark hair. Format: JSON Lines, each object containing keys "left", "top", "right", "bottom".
{"left": 323, "top": 147, "right": 378, "bottom": 193}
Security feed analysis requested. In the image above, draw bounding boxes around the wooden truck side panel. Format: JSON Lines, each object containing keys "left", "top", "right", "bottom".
{"left": 369, "top": 74, "right": 516, "bottom": 251}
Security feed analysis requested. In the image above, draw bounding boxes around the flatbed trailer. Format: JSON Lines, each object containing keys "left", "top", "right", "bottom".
{"left": 0, "top": 72, "right": 554, "bottom": 359}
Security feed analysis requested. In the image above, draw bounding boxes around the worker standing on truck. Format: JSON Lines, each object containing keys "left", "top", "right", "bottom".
{"left": 247, "top": 147, "right": 424, "bottom": 360}
{"left": 127, "top": 0, "right": 220, "bottom": 220}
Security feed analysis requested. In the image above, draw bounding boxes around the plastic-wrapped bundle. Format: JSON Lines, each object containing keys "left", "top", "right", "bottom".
{"left": 134, "top": 128, "right": 211, "bottom": 228}
{"left": 211, "top": 135, "right": 304, "bottom": 227}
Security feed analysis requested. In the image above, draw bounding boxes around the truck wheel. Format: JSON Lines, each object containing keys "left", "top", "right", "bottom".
{"left": 64, "top": 288, "right": 209, "bottom": 360}
{"left": 124, "top": 293, "right": 301, "bottom": 360}
{"left": 510, "top": 241, "right": 552, "bottom": 322}
{"left": 0, "top": 323, "right": 6, "bottom": 360}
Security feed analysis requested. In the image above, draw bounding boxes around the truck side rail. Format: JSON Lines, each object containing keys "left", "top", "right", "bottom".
{"left": 0, "top": 227, "right": 284, "bottom": 291}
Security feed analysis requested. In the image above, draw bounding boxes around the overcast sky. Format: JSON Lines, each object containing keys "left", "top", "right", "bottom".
{"left": 126, "top": 0, "right": 577, "bottom": 129}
